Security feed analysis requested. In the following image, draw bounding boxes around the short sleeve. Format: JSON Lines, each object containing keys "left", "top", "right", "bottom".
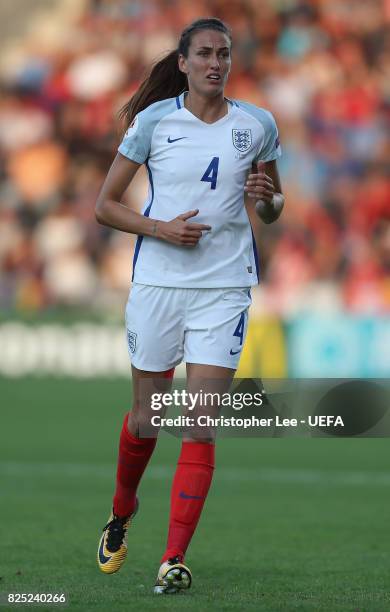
{"left": 118, "top": 112, "right": 151, "bottom": 164}
{"left": 254, "top": 110, "right": 282, "bottom": 163}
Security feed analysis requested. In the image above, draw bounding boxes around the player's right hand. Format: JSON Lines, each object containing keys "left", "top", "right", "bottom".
{"left": 156, "top": 209, "right": 211, "bottom": 246}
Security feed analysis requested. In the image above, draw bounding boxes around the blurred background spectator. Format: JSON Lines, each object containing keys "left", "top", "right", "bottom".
{"left": 0, "top": 0, "right": 389, "bottom": 316}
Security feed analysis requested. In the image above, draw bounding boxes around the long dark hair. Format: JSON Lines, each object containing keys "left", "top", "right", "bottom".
{"left": 119, "top": 17, "right": 232, "bottom": 131}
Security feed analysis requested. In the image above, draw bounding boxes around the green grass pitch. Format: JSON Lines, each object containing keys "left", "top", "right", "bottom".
{"left": 1, "top": 377, "right": 390, "bottom": 611}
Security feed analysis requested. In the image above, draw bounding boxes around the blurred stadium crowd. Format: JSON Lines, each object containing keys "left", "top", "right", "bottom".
{"left": 0, "top": 0, "right": 389, "bottom": 316}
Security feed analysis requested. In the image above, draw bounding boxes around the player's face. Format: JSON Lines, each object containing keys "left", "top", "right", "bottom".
{"left": 179, "top": 30, "right": 232, "bottom": 97}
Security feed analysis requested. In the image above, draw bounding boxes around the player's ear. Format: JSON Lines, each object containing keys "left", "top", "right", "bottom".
{"left": 178, "top": 54, "right": 188, "bottom": 75}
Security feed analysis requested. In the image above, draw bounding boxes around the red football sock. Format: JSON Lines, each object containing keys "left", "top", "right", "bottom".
{"left": 162, "top": 441, "right": 215, "bottom": 563}
{"left": 113, "top": 412, "right": 157, "bottom": 517}
{"left": 162, "top": 368, "right": 175, "bottom": 379}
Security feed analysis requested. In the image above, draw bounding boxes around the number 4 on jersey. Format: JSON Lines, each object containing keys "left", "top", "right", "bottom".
{"left": 201, "top": 157, "right": 219, "bottom": 190}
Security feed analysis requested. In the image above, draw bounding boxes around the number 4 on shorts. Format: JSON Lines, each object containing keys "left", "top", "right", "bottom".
{"left": 233, "top": 312, "right": 245, "bottom": 345}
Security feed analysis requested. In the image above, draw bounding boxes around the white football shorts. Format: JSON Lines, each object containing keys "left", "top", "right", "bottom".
{"left": 125, "top": 284, "right": 252, "bottom": 371}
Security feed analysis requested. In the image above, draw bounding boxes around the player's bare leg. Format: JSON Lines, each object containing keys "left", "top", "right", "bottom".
{"left": 154, "top": 363, "right": 234, "bottom": 593}
{"left": 98, "top": 366, "right": 174, "bottom": 574}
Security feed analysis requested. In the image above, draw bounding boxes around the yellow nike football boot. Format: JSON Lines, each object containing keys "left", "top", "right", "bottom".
{"left": 153, "top": 556, "right": 192, "bottom": 594}
{"left": 97, "top": 499, "right": 138, "bottom": 574}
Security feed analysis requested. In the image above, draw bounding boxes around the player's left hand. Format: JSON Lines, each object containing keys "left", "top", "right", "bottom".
{"left": 244, "top": 161, "right": 275, "bottom": 204}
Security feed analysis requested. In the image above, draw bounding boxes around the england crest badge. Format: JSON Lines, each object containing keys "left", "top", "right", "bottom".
{"left": 232, "top": 129, "right": 252, "bottom": 152}
{"left": 127, "top": 330, "right": 137, "bottom": 354}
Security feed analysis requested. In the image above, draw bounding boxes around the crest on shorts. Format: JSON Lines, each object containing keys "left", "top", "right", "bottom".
{"left": 232, "top": 129, "right": 252, "bottom": 152}
{"left": 127, "top": 330, "right": 137, "bottom": 353}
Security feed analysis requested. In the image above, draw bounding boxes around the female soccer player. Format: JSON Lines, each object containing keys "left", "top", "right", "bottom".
{"left": 95, "top": 17, "right": 283, "bottom": 594}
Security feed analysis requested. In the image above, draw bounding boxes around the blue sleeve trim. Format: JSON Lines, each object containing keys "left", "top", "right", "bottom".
{"left": 250, "top": 227, "right": 260, "bottom": 282}
{"left": 176, "top": 96, "right": 181, "bottom": 109}
{"left": 131, "top": 161, "right": 154, "bottom": 281}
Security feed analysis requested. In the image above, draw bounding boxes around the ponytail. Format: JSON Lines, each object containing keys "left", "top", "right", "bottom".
{"left": 119, "top": 50, "right": 187, "bottom": 132}
{"left": 119, "top": 18, "right": 231, "bottom": 133}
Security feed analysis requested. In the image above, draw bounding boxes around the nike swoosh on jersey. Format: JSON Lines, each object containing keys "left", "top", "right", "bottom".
{"left": 98, "top": 537, "right": 112, "bottom": 564}
{"left": 167, "top": 136, "right": 188, "bottom": 143}
{"left": 179, "top": 491, "right": 204, "bottom": 500}
{"left": 229, "top": 349, "right": 241, "bottom": 355}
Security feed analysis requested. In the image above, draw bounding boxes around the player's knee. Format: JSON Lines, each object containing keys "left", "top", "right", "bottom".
{"left": 127, "top": 410, "right": 155, "bottom": 438}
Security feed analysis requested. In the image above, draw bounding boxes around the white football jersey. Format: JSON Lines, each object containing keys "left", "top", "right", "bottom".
{"left": 118, "top": 91, "right": 281, "bottom": 288}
